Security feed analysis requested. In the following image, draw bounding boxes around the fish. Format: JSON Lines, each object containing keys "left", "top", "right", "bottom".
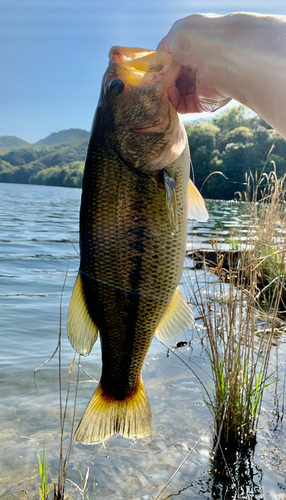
{"left": 67, "top": 46, "right": 209, "bottom": 444}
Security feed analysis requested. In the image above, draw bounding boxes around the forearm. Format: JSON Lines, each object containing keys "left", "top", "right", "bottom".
{"left": 215, "top": 14, "right": 286, "bottom": 137}
{"left": 170, "top": 13, "right": 286, "bottom": 137}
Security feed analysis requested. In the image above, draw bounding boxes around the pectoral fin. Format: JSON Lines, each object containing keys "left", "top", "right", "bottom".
{"left": 188, "top": 179, "right": 209, "bottom": 222}
{"left": 67, "top": 274, "right": 99, "bottom": 356}
{"left": 164, "top": 170, "right": 179, "bottom": 235}
{"left": 155, "top": 287, "right": 194, "bottom": 342}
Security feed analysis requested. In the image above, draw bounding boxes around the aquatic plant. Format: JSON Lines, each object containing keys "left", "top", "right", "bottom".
{"left": 189, "top": 161, "right": 286, "bottom": 460}
{"left": 52, "top": 270, "right": 82, "bottom": 500}
{"left": 54, "top": 352, "right": 80, "bottom": 500}
{"left": 67, "top": 468, "right": 97, "bottom": 500}
{"left": 190, "top": 258, "right": 274, "bottom": 456}
{"left": 35, "top": 270, "right": 82, "bottom": 499}
{"left": 38, "top": 445, "right": 54, "bottom": 500}
{"left": 36, "top": 344, "right": 96, "bottom": 500}
{"left": 244, "top": 162, "right": 286, "bottom": 311}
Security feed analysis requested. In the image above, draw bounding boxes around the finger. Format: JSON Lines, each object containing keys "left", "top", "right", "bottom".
{"left": 176, "top": 94, "right": 200, "bottom": 114}
{"left": 156, "top": 37, "right": 171, "bottom": 52}
{"left": 168, "top": 87, "right": 180, "bottom": 109}
{"left": 171, "top": 33, "right": 193, "bottom": 66}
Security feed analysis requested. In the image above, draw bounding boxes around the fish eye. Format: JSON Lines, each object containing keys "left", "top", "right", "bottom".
{"left": 109, "top": 79, "right": 125, "bottom": 96}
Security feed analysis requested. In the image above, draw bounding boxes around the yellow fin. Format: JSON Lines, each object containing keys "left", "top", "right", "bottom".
{"left": 74, "top": 379, "right": 152, "bottom": 444}
{"left": 67, "top": 274, "right": 99, "bottom": 356}
{"left": 155, "top": 287, "right": 194, "bottom": 342}
{"left": 188, "top": 179, "right": 209, "bottom": 222}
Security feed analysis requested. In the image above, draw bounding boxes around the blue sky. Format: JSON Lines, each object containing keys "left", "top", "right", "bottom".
{"left": 1, "top": 0, "right": 286, "bottom": 143}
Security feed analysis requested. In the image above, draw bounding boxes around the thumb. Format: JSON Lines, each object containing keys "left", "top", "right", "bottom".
{"left": 156, "top": 36, "right": 171, "bottom": 52}
{"left": 170, "top": 33, "right": 194, "bottom": 66}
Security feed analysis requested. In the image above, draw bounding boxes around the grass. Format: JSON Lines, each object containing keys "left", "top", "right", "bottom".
{"left": 67, "top": 468, "right": 97, "bottom": 500}
{"left": 38, "top": 445, "right": 53, "bottom": 500}
{"left": 190, "top": 256, "right": 275, "bottom": 457}
{"left": 187, "top": 162, "right": 286, "bottom": 463}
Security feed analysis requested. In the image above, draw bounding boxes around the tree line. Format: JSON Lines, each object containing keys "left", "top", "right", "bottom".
{"left": 187, "top": 105, "right": 286, "bottom": 199}
{"left": 0, "top": 141, "right": 87, "bottom": 188}
{"left": 0, "top": 105, "right": 285, "bottom": 198}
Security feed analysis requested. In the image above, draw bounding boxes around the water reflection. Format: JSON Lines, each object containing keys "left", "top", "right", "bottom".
{"left": 210, "top": 451, "right": 264, "bottom": 500}
{"left": 159, "top": 452, "right": 264, "bottom": 500}
{"left": 188, "top": 199, "right": 260, "bottom": 253}
{"left": 0, "top": 184, "right": 286, "bottom": 499}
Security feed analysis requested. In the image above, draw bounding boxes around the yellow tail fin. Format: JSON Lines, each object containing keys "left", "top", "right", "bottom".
{"left": 75, "top": 379, "right": 153, "bottom": 444}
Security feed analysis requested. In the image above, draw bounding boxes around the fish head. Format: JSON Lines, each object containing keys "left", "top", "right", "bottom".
{"left": 97, "top": 46, "right": 185, "bottom": 172}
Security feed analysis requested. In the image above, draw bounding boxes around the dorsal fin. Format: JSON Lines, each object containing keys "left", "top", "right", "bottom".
{"left": 67, "top": 273, "right": 99, "bottom": 356}
{"left": 155, "top": 287, "right": 194, "bottom": 342}
{"left": 188, "top": 179, "right": 209, "bottom": 222}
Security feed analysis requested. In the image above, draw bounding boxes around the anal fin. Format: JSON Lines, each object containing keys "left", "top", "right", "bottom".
{"left": 155, "top": 287, "right": 194, "bottom": 342}
{"left": 74, "top": 378, "right": 152, "bottom": 444}
{"left": 67, "top": 273, "right": 99, "bottom": 356}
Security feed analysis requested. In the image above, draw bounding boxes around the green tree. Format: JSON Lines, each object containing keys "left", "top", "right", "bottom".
{"left": 187, "top": 123, "right": 220, "bottom": 190}
{"left": 214, "top": 104, "right": 248, "bottom": 131}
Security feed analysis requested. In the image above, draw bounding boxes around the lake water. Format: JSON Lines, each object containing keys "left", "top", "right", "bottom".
{"left": 0, "top": 183, "right": 285, "bottom": 500}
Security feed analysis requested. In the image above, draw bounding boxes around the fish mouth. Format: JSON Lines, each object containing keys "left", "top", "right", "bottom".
{"left": 130, "top": 112, "right": 170, "bottom": 134}
{"left": 108, "top": 46, "right": 180, "bottom": 90}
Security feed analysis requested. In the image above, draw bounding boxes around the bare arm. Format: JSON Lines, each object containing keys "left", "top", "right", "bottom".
{"left": 157, "top": 13, "right": 286, "bottom": 138}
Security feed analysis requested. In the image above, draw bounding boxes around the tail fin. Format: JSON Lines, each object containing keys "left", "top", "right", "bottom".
{"left": 74, "top": 379, "right": 153, "bottom": 444}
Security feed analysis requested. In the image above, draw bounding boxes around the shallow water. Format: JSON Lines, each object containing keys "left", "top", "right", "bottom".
{"left": 0, "top": 183, "right": 286, "bottom": 500}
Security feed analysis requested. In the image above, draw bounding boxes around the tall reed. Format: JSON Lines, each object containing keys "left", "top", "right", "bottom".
{"left": 188, "top": 163, "right": 286, "bottom": 460}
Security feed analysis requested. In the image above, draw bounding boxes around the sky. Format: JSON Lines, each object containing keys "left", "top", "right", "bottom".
{"left": 1, "top": 0, "right": 286, "bottom": 143}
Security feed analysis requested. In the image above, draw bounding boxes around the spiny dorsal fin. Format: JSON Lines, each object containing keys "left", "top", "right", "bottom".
{"left": 155, "top": 287, "right": 194, "bottom": 342}
{"left": 74, "top": 378, "right": 152, "bottom": 444}
{"left": 67, "top": 273, "right": 99, "bottom": 356}
{"left": 188, "top": 179, "right": 209, "bottom": 222}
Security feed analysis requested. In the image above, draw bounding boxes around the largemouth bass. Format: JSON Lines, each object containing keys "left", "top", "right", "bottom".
{"left": 67, "top": 46, "right": 208, "bottom": 444}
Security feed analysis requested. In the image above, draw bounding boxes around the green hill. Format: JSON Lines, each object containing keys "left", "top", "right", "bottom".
{"left": 0, "top": 133, "right": 89, "bottom": 188}
{"left": 34, "top": 128, "right": 89, "bottom": 146}
{"left": 0, "top": 136, "right": 30, "bottom": 150}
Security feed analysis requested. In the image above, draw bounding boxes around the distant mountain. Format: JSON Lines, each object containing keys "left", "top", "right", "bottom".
{"left": 35, "top": 128, "right": 90, "bottom": 146}
{"left": 0, "top": 136, "right": 30, "bottom": 150}
{"left": 0, "top": 128, "right": 91, "bottom": 188}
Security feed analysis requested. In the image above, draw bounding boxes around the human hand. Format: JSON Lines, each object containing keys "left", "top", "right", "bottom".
{"left": 157, "top": 15, "right": 231, "bottom": 114}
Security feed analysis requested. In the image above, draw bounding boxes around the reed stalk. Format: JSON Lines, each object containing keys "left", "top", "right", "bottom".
{"left": 188, "top": 162, "right": 286, "bottom": 461}
{"left": 35, "top": 268, "right": 89, "bottom": 499}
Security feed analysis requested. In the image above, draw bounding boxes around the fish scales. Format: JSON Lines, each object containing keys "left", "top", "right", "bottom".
{"left": 67, "top": 46, "right": 208, "bottom": 444}
{"left": 81, "top": 142, "right": 189, "bottom": 397}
